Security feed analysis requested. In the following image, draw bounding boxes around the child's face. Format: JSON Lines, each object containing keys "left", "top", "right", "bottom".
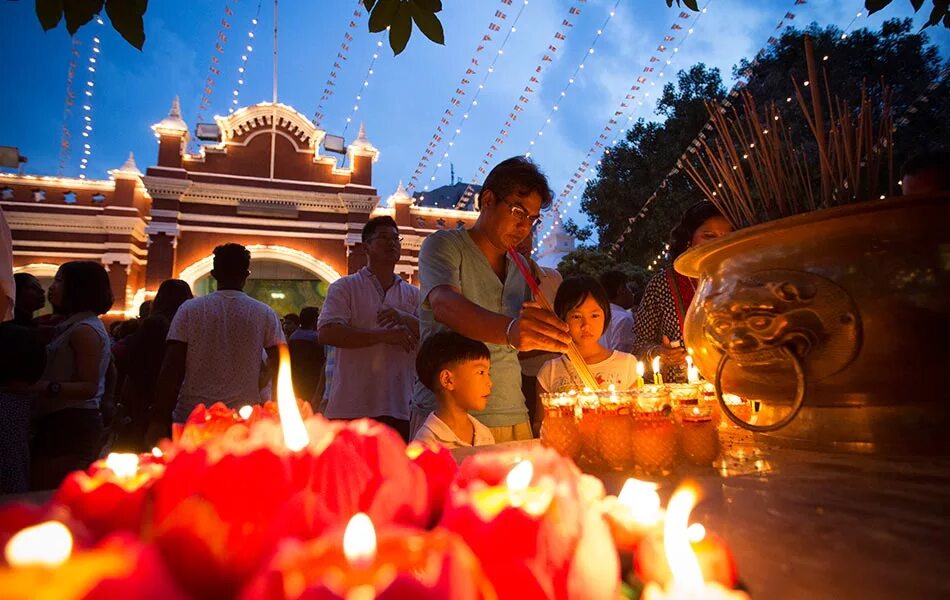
{"left": 447, "top": 358, "right": 493, "bottom": 411}
{"left": 565, "top": 294, "right": 606, "bottom": 344}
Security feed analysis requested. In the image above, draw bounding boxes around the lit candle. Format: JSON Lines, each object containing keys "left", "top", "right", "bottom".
{"left": 686, "top": 355, "right": 701, "bottom": 384}
{"left": 244, "top": 512, "right": 496, "bottom": 599}
{"left": 0, "top": 522, "right": 185, "bottom": 599}
{"left": 539, "top": 392, "right": 582, "bottom": 460}
{"left": 602, "top": 478, "right": 664, "bottom": 550}
{"left": 53, "top": 452, "right": 164, "bottom": 537}
{"left": 681, "top": 406, "right": 720, "bottom": 466}
{"left": 653, "top": 356, "right": 664, "bottom": 386}
{"left": 276, "top": 345, "right": 309, "bottom": 451}
{"left": 636, "top": 484, "right": 743, "bottom": 597}
{"left": 636, "top": 361, "right": 646, "bottom": 388}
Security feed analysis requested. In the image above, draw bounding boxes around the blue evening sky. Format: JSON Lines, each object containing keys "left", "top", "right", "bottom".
{"left": 1, "top": 1, "right": 947, "bottom": 236}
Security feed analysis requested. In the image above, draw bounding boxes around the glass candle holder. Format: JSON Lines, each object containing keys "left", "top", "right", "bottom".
{"left": 539, "top": 392, "right": 582, "bottom": 460}
{"left": 680, "top": 404, "right": 720, "bottom": 466}
{"left": 629, "top": 409, "right": 677, "bottom": 475}
{"left": 575, "top": 390, "right": 603, "bottom": 467}
{"left": 667, "top": 383, "right": 701, "bottom": 412}
{"left": 595, "top": 391, "right": 636, "bottom": 471}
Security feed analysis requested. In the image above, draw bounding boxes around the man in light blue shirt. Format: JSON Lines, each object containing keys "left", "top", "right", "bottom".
{"left": 411, "top": 157, "right": 571, "bottom": 442}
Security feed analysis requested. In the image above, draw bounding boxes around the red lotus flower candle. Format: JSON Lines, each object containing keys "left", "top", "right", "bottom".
{"left": 53, "top": 452, "right": 164, "bottom": 538}
{"left": 636, "top": 483, "right": 743, "bottom": 598}
{"left": 443, "top": 449, "right": 619, "bottom": 600}
{"left": 0, "top": 521, "right": 185, "bottom": 600}
{"left": 241, "top": 512, "right": 496, "bottom": 600}
{"left": 406, "top": 441, "right": 458, "bottom": 526}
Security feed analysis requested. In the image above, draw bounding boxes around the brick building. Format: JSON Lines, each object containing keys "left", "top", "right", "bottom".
{"left": 1, "top": 98, "right": 478, "bottom": 318}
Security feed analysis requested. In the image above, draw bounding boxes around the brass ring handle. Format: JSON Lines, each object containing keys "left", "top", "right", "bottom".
{"left": 714, "top": 346, "right": 807, "bottom": 433}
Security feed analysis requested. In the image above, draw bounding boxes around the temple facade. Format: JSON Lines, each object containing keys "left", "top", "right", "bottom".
{"left": 1, "top": 98, "right": 478, "bottom": 318}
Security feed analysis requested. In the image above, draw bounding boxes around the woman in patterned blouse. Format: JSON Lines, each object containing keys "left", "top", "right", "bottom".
{"left": 633, "top": 201, "right": 733, "bottom": 382}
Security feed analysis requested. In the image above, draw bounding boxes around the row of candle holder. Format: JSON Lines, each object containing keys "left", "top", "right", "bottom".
{"left": 539, "top": 384, "right": 754, "bottom": 474}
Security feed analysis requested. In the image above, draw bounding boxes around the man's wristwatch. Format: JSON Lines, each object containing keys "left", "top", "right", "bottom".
{"left": 46, "top": 381, "right": 62, "bottom": 398}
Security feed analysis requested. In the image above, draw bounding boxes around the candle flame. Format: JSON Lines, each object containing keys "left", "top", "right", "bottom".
{"left": 151, "top": 447, "right": 163, "bottom": 458}
{"left": 105, "top": 452, "right": 139, "bottom": 479}
{"left": 4, "top": 521, "right": 73, "bottom": 568}
{"left": 686, "top": 355, "right": 694, "bottom": 368}
{"left": 276, "top": 345, "right": 309, "bottom": 451}
{"left": 664, "top": 483, "right": 705, "bottom": 592}
{"left": 506, "top": 460, "right": 533, "bottom": 493}
{"left": 652, "top": 356, "right": 661, "bottom": 374}
{"left": 343, "top": 513, "right": 377, "bottom": 568}
{"left": 617, "top": 478, "right": 662, "bottom": 526}
{"left": 637, "top": 361, "right": 645, "bottom": 377}
{"left": 238, "top": 405, "right": 253, "bottom": 420}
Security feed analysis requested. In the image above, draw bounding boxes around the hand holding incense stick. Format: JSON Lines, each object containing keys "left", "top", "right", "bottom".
{"left": 507, "top": 247, "right": 601, "bottom": 390}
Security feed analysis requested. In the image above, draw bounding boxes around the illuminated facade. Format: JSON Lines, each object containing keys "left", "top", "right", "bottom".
{"left": 2, "top": 98, "right": 478, "bottom": 318}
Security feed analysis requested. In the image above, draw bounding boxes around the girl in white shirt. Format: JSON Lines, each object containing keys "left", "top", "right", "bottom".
{"left": 537, "top": 276, "right": 638, "bottom": 395}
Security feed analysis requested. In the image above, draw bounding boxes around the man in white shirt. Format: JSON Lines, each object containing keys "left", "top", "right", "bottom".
{"left": 148, "top": 243, "right": 285, "bottom": 441}
{"left": 318, "top": 216, "right": 420, "bottom": 441}
{"left": 599, "top": 270, "right": 636, "bottom": 354}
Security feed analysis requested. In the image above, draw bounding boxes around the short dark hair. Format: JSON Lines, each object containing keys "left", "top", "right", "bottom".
{"left": 599, "top": 270, "right": 629, "bottom": 300}
{"left": 13, "top": 272, "right": 39, "bottom": 288}
{"left": 0, "top": 323, "right": 46, "bottom": 385}
{"left": 901, "top": 150, "right": 950, "bottom": 186}
{"left": 57, "top": 261, "right": 114, "bottom": 315}
{"left": 415, "top": 331, "right": 491, "bottom": 392}
{"left": 151, "top": 279, "right": 193, "bottom": 320}
{"left": 283, "top": 313, "right": 300, "bottom": 324}
{"left": 669, "top": 200, "right": 725, "bottom": 258}
{"left": 481, "top": 156, "right": 553, "bottom": 210}
{"left": 553, "top": 276, "right": 612, "bottom": 332}
{"left": 362, "top": 215, "right": 399, "bottom": 244}
{"left": 299, "top": 306, "right": 320, "bottom": 329}
{"left": 212, "top": 243, "right": 251, "bottom": 279}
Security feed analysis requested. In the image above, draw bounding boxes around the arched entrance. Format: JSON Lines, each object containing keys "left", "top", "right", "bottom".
{"left": 177, "top": 245, "right": 342, "bottom": 315}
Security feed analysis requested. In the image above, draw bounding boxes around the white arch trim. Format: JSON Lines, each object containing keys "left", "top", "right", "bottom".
{"left": 13, "top": 263, "right": 60, "bottom": 277}
{"left": 177, "top": 244, "right": 343, "bottom": 290}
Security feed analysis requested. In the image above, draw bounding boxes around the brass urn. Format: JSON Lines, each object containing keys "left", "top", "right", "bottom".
{"left": 674, "top": 194, "right": 950, "bottom": 453}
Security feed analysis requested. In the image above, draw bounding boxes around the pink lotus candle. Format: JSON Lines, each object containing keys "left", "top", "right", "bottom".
{"left": 241, "top": 513, "right": 496, "bottom": 599}
{"left": 442, "top": 449, "right": 619, "bottom": 600}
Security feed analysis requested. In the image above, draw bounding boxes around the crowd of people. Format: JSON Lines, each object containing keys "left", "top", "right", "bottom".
{"left": 1, "top": 151, "right": 946, "bottom": 494}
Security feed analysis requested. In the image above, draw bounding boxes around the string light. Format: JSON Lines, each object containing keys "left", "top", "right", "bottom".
{"left": 192, "top": 0, "right": 240, "bottom": 152}
{"left": 312, "top": 0, "right": 364, "bottom": 127}
{"left": 57, "top": 37, "right": 82, "bottom": 176}
{"left": 524, "top": 0, "right": 622, "bottom": 158}
{"left": 341, "top": 35, "right": 385, "bottom": 137}
{"left": 229, "top": 0, "right": 264, "bottom": 114}
{"left": 533, "top": 3, "right": 710, "bottom": 254}
{"left": 407, "top": 0, "right": 528, "bottom": 194}
{"left": 613, "top": 4, "right": 871, "bottom": 262}
{"left": 455, "top": 0, "right": 597, "bottom": 206}
{"left": 77, "top": 18, "right": 104, "bottom": 180}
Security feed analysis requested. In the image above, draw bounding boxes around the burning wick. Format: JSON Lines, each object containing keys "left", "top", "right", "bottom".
{"left": 151, "top": 447, "right": 163, "bottom": 459}
{"left": 664, "top": 484, "right": 704, "bottom": 592}
{"left": 343, "top": 513, "right": 377, "bottom": 570}
{"left": 4, "top": 521, "right": 73, "bottom": 568}
{"left": 238, "top": 405, "right": 253, "bottom": 420}
{"left": 617, "top": 478, "right": 662, "bottom": 527}
{"left": 652, "top": 356, "right": 664, "bottom": 385}
{"left": 636, "top": 361, "right": 646, "bottom": 388}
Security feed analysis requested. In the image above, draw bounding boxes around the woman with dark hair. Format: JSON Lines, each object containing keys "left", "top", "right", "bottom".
{"left": 112, "top": 279, "right": 193, "bottom": 451}
{"left": 634, "top": 201, "right": 733, "bottom": 382}
{"left": 26, "top": 261, "right": 114, "bottom": 489}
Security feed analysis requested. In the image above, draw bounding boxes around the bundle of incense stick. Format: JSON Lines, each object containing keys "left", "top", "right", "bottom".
{"left": 683, "top": 35, "right": 893, "bottom": 229}
{"left": 506, "top": 247, "right": 601, "bottom": 390}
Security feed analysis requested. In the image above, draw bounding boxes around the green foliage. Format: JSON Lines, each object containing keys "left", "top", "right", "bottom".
{"left": 583, "top": 19, "right": 949, "bottom": 270}
{"left": 36, "top": 0, "right": 147, "bottom": 50}
{"left": 363, "top": 0, "right": 444, "bottom": 55}
{"left": 557, "top": 248, "right": 650, "bottom": 294}
{"left": 562, "top": 218, "right": 593, "bottom": 244}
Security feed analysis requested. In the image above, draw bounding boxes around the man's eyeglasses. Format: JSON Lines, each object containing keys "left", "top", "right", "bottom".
{"left": 369, "top": 234, "right": 403, "bottom": 244}
{"left": 502, "top": 199, "right": 542, "bottom": 227}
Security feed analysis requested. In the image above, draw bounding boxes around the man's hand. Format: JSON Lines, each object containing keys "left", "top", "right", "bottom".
{"left": 377, "top": 306, "right": 410, "bottom": 328}
{"left": 657, "top": 335, "right": 688, "bottom": 366}
{"left": 509, "top": 302, "right": 571, "bottom": 353}
{"left": 380, "top": 325, "right": 418, "bottom": 352}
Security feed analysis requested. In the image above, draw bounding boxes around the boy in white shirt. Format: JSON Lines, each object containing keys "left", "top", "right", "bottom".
{"left": 413, "top": 331, "right": 496, "bottom": 449}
